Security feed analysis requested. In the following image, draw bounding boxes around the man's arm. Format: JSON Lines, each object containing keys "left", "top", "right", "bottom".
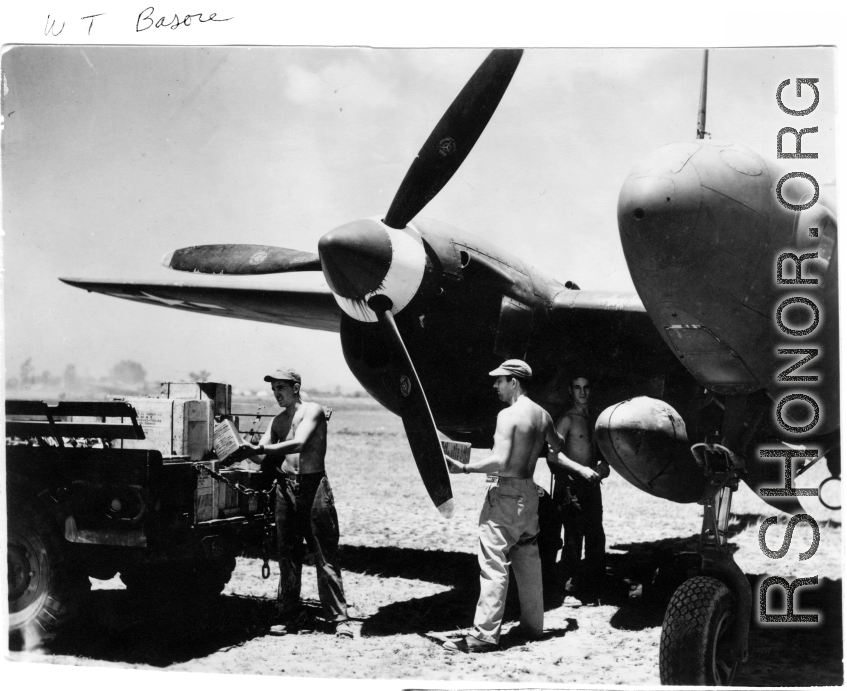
{"left": 594, "top": 434, "right": 611, "bottom": 479}
{"left": 549, "top": 451, "right": 600, "bottom": 484}
{"left": 546, "top": 415, "right": 600, "bottom": 484}
{"left": 544, "top": 411, "right": 566, "bottom": 456}
{"left": 260, "top": 404, "right": 321, "bottom": 456}
{"left": 230, "top": 406, "right": 320, "bottom": 461}
{"left": 220, "top": 417, "right": 275, "bottom": 465}
{"left": 445, "top": 411, "right": 514, "bottom": 474}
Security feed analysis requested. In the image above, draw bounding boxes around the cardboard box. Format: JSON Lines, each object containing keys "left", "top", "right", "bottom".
{"left": 441, "top": 440, "right": 472, "bottom": 465}
{"left": 213, "top": 418, "right": 246, "bottom": 462}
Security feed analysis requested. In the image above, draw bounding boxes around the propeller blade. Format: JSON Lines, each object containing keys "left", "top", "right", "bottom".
{"left": 163, "top": 244, "right": 321, "bottom": 275}
{"left": 368, "top": 296, "right": 454, "bottom": 517}
{"left": 383, "top": 48, "right": 523, "bottom": 230}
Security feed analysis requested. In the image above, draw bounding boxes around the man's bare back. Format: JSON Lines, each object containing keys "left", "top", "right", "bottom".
{"left": 446, "top": 372, "right": 564, "bottom": 478}
{"left": 497, "top": 396, "right": 557, "bottom": 478}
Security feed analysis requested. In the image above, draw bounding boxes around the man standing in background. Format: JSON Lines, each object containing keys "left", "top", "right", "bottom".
{"left": 547, "top": 376, "right": 609, "bottom": 606}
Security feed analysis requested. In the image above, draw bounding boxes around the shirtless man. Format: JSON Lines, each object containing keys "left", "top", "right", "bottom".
{"left": 547, "top": 376, "right": 609, "bottom": 606}
{"left": 229, "top": 367, "right": 352, "bottom": 637}
{"left": 442, "top": 359, "right": 566, "bottom": 652}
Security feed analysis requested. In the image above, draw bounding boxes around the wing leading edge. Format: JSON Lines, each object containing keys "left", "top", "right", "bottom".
{"left": 60, "top": 278, "right": 343, "bottom": 333}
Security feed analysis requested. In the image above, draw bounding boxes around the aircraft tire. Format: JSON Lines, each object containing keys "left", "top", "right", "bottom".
{"left": 659, "top": 575, "right": 738, "bottom": 686}
{"left": 7, "top": 495, "right": 91, "bottom": 650}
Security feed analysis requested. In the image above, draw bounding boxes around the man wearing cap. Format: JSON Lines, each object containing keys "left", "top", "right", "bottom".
{"left": 442, "top": 359, "right": 566, "bottom": 653}
{"left": 228, "top": 367, "right": 352, "bottom": 638}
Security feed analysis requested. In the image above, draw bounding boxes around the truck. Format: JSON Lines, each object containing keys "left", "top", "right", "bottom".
{"left": 5, "top": 382, "right": 278, "bottom": 650}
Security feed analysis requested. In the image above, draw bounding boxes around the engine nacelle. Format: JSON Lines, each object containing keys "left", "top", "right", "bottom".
{"left": 596, "top": 396, "right": 705, "bottom": 503}
{"left": 618, "top": 140, "right": 839, "bottom": 434}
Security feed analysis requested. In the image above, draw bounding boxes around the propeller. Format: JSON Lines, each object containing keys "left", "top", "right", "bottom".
{"left": 162, "top": 244, "right": 321, "bottom": 275}
{"left": 159, "top": 50, "right": 524, "bottom": 516}
{"left": 367, "top": 295, "right": 454, "bottom": 517}
{"left": 383, "top": 48, "right": 523, "bottom": 229}
{"left": 164, "top": 49, "right": 522, "bottom": 279}
{"left": 355, "top": 49, "right": 521, "bottom": 515}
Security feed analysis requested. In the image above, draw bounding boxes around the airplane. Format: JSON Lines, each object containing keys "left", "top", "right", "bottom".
{"left": 62, "top": 49, "right": 838, "bottom": 685}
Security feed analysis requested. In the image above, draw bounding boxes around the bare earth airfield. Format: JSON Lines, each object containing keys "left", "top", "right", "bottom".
{"left": 22, "top": 399, "right": 842, "bottom": 685}
{"left": 3, "top": 45, "right": 841, "bottom": 686}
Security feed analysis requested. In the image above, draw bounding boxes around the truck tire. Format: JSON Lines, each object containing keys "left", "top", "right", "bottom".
{"left": 7, "top": 496, "right": 91, "bottom": 649}
{"left": 120, "top": 555, "right": 236, "bottom": 600}
{"left": 659, "top": 576, "right": 738, "bottom": 686}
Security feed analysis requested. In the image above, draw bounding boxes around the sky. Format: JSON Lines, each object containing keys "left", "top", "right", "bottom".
{"left": 1, "top": 44, "right": 838, "bottom": 394}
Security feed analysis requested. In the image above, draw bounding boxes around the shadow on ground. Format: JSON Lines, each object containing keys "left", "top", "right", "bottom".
{"left": 737, "top": 575, "right": 843, "bottom": 687}
{"left": 25, "top": 540, "right": 843, "bottom": 686}
{"left": 33, "top": 545, "right": 481, "bottom": 665}
{"left": 602, "top": 535, "right": 843, "bottom": 687}
{"left": 44, "top": 589, "right": 280, "bottom": 666}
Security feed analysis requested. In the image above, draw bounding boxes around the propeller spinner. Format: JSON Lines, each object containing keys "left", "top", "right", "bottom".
{"left": 163, "top": 49, "right": 524, "bottom": 515}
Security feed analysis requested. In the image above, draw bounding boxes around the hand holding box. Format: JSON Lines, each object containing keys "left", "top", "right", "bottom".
{"left": 214, "top": 418, "right": 247, "bottom": 463}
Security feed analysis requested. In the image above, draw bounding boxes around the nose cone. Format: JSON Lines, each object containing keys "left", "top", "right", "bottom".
{"left": 319, "top": 219, "right": 393, "bottom": 299}
{"left": 617, "top": 142, "right": 702, "bottom": 272}
{"left": 596, "top": 397, "right": 705, "bottom": 503}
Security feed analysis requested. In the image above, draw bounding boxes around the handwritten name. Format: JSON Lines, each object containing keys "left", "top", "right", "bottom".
{"left": 43, "top": 10, "right": 233, "bottom": 37}
{"left": 136, "top": 7, "right": 232, "bottom": 31}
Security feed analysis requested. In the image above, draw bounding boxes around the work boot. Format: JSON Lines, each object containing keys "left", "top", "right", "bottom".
{"left": 269, "top": 608, "right": 311, "bottom": 635}
{"left": 334, "top": 620, "right": 354, "bottom": 639}
{"left": 442, "top": 634, "right": 499, "bottom": 653}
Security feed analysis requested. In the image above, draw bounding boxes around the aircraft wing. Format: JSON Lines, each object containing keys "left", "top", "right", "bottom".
{"left": 552, "top": 289, "right": 646, "bottom": 313}
{"left": 550, "top": 289, "right": 678, "bottom": 379}
{"left": 60, "top": 278, "right": 343, "bottom": 333}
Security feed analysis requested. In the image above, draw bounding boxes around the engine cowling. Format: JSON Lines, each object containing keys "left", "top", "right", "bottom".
{"left": 596, "top": 396, "right": 706, "bottom": 503}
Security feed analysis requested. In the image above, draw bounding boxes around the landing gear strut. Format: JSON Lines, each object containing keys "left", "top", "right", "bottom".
{"left": 659, "top": 443, "right": 751, "bottom": 686}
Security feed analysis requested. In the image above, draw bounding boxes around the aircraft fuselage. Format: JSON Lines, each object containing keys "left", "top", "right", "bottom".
{"left": 336, "top": 217, "right": 688, "bottom": 446}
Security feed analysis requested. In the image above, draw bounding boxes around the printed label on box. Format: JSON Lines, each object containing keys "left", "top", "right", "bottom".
{"left": 441, "top": 440, "right": 472, "bottom": 464}
{"left": 214, "top": 418, "right": 246, "bottom": 462}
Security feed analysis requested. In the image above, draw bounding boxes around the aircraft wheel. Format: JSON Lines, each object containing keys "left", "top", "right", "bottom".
{"left": 7, "top": 496, "right": 90, "bottom": 650}
{"left": 659, "top": 575, "right": 738, "bottom": 686}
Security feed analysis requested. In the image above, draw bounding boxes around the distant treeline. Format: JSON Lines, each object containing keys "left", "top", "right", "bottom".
{"left": 6, "top": 357, "right": 368, "bottom": 399}
{"left": 7, "top": 358, "right": 154, "bottom": 397}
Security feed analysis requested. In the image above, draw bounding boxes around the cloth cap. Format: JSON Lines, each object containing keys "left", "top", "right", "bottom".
{"left": 488, "top": 359, "right": 532, "bottom": 380}
{"left": 263, "top": 367, "right": 301, "bottom": 384}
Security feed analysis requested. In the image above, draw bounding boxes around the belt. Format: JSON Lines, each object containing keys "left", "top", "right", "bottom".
{"left": 485, "top": 475, "right": 536, "bottom": 486}
{"left": 279, "top": 470, "right": 325, "bottom": 489}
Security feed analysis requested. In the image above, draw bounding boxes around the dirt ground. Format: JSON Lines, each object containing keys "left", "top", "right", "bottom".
{"left": 6, "top": 399, "right": 843, "bottom": 688}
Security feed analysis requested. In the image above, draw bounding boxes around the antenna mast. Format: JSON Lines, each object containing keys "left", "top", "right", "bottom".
{"left": 696, "top": 50, "right": 709, "bottom": 139}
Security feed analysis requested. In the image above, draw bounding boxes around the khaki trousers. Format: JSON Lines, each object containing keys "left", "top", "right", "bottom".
{"left": 472, "top": 476, "right": 543, "bottom": 644}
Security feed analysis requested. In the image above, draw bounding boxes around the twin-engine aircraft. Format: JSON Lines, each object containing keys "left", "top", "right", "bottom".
{"left": 64, "top": 49, "right": 838, "bottom": 683}
{"left": 63, "top": 49, "right": 838, "bottom": 518}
